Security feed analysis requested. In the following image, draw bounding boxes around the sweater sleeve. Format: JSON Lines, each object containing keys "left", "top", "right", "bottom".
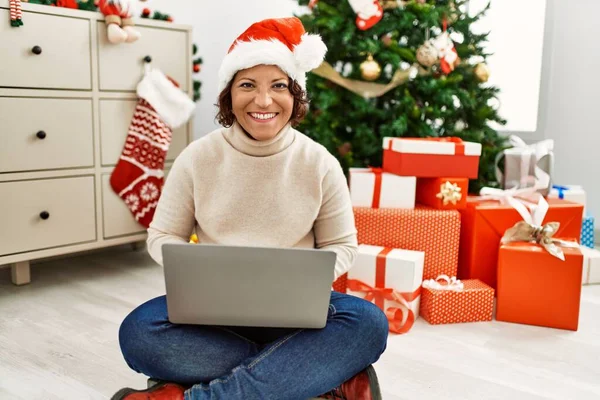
{"left": 313, "top": 158, "right": 358, "bottom": 280}
{"left": 146, "top": 150, "right": 196, "bottom": 266}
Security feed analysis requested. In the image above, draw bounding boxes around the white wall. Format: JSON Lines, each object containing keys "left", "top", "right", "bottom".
{"left": 543, "top": 0, "right": 600, "bottom": 223}
{"left": 470, "top": 0, "right": 547, "bottom": 133}
{"left": 134, "top": 0, "right": 301, "bottom": 138}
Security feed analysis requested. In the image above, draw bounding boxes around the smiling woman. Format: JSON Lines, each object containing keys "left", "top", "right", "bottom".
{"left": 112, "top": 16, "right": 388, "bottom": 400}
{"left": 216, "top": 64, "right": 309, "bottom": 140}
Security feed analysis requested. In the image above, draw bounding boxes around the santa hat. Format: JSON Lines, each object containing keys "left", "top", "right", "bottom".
{"left": 217, "top": 17, "right": 327, "bottom": 93}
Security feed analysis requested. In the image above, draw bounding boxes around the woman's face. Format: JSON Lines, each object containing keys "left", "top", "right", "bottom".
{"left": 231, "top": 65, "right": 294, "bottom": 141}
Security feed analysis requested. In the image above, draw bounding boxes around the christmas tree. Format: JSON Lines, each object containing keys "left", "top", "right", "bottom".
{"left": 296, "top": 0, "right": 506, "bottom": 193}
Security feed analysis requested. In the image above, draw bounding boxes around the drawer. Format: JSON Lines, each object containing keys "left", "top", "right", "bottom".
{"left": 97, "top": 23, "right": 188, "bottom": 92}
{"left": 0, "top": 176, "right": 96, "bottom": 256}
{"left": 99, "top": 99, "right": 188, "bottom": 166}
{"left": 0, "top": 97, "right": 94, "bottom": 173}
{"left": 101, "top": 169, "right": 170, "bottom": 238}
{"left": 0, "top": 9, "right": 91, "bottom": 90}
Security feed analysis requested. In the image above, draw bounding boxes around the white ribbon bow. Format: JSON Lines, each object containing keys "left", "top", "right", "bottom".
{"left": 479, "top": 186, "right": 549, "bottom": 226}
{"left": 507, "top": 135, "right": 554, "bottom": 191}
{"left": 422, "top": 275, "right": 464, "bottom": 291}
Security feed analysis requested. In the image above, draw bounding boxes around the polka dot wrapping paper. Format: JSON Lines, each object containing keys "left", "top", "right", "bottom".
{"left": 332, "top": 274, "right": 347, "bottom": 293}
{"left": 420, "top": 279, "right": 494, "bottom": 325}
{"left": 353, "top": 206, "right": 460, "bottom": 280}
{"left": 581, "top": 214, "right": 595, "bottom": 249}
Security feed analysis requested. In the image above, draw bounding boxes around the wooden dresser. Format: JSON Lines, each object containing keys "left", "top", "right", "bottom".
{"left": 0, "top": 0, "right": 193, "bottom": 285}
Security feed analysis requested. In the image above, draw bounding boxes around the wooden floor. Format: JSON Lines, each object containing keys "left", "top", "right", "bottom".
{"left": 1, "top": 246, "right": 599, "bottom": 400}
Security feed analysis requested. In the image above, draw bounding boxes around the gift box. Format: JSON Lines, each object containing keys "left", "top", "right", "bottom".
{"left": 458, "top": 196, "right": 584, "bottom": 290}
{"left": 332, "top": 274, "right": 347, "bottom": 293}
{"left": 497, "top": 241, "right": 583, "bottom": 331}
{"left": 549, "top": 185, "right": 586, "bottom": 213}
{"left": 582, "top": 247, "right": 600, "bottom": 285}
{"left": 581, "top": 214, "right": 595, "bottom": 249}
{"left": 347, "top": 245, "right": 424, "bottom": 334}
{"left": 354, "top": 206, "right": 460, "bottom": 280}
{"left": 420, "top": 276, "right": 494, "bottom": 325}
{"left": 349, "top": 168, "right": 416, "bottom": 209}
{"left": 416, "top": 177, "right": 468, "bottom": 210}
{"left": 382, "top": 137, "right": 481, "bottom": 178}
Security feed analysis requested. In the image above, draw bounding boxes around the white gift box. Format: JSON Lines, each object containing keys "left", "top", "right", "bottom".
{"left": 347, "top": 244, "right": 424, "bottom": 319}
{"left": 349, "top": 168, "right": 416, "bottom": 209}
{"left": 582, "top": 247, "right": 600, "bottom": 285}
{"left": 548, "top": 185, "right": 587, "bottom": 214}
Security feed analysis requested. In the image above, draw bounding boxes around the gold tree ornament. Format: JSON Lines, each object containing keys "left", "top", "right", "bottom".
{"left": 416, "top": 41, "right": 438, "bottom": 67}
{"left": 436, "top": 181, "right": 462, "bottom": 205}
{"left": 360, "top": 54, "right": 382, "bottom": 81}
{"left": 474, "top": 63, "right": 490, "bottom": 82}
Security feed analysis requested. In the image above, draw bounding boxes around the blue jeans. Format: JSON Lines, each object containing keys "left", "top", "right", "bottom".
{"left": 118, "top": 292, "right": 389, "bottom": 400}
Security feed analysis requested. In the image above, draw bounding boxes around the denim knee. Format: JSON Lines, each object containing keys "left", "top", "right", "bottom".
{"left": 357, "top": 301, "right": 389, "bottom": 358}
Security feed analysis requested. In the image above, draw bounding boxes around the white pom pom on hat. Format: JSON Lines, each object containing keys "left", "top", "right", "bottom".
{"left": 217, "top": 17, "right": 327, "bottom": 93}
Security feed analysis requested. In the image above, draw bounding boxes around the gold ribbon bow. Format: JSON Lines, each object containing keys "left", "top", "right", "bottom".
{"left": 436, "top": 181, "right": 462, "bottom": 205}
{"left": 501, "top": 221, "right": 568, "bottom": 260}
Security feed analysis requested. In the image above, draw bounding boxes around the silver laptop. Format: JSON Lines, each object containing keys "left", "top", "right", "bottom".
{"left": 161, "top": 243, "right": 337, "bottom": 329}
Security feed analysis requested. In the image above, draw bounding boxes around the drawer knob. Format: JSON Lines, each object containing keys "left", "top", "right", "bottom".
{"left": 39, "top": 211, "right": 50, "bottom": 220}
{"left": 32, "top": 46, "right": 43, "bottom": 55}
{"left": 143, "top": 55, "right": 152, "bottom": 63}
{"left": 36, "top": 131, "right": 47, "bottom": 139}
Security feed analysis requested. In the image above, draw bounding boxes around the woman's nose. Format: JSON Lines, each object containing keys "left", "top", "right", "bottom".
{"left": 254, "top": 91, "right": 273, "bottom": 108}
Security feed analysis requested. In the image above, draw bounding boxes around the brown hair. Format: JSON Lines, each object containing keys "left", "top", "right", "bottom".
{"left": 216, "top": 76, "right": 309, "bottom": 128}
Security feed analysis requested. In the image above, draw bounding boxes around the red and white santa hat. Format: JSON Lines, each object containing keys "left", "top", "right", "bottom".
{"left": 217, "top": 17, "right": 327, "bottom": 93}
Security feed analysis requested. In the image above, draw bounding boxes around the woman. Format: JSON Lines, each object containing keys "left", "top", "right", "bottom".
{"left": 113, "top": 17, "right": 389, "bottom": 400}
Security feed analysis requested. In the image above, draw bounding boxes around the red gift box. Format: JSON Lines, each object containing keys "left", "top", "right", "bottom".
{"left": 416, "top": 177, "right": 468, "bottom": 210}
{"left": 354, "top": 206, "right": 460, "bottom": 280}
{"left": 383, "top": 137, "right": 481, "bottom": 178}
{"left": 497, "top": 241, "right": 583, "bottom": 331}
{"left": 332, "top": 274, "right": 347, "bottom": 293}
{"left": 458, "top": 196, "right": 583, "bottom": 290}
{"left": 420, "top": 277, "right": 494, "bottom": 325}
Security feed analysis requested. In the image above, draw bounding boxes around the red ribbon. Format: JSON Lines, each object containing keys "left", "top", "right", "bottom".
{"left": 387, "top": 137, "right": 465, "bottom": 155}
{"left": 355, "top": 167, "right": 383, "bottom": 209}
{"left": 347, "top": 247, "right": 421, "bottom": 334}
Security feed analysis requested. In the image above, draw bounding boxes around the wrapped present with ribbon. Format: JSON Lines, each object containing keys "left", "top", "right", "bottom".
{"left": 581, "top": 214, "right": 595, "bottom": 249}
{"left": 419, "top": 275, "right": 494, "bottom": 325}
{"left": 497, "top": 213, "right": 583, "bottom": 330}
{"left": 349, "top": 167, "right": 416, "bottom": 209}
{"left": 354, "top": 206, "right": 460, "bottom": 280}
{"left": 332, "top": 274, "right": 348, "bottom": 293}
{"left": 494, "top": 135, "right": 554, "bottom": 196}
{"left": 548, "top": 185, "right": 586, "bottom": 214}
{"left": 458, "top": 187, "right": 583, "bottom": 290}
{"left": 582, "top": 247, "right": 600, "bottom": 285}
{"left": 382, "top": 137, "right": 481, "bottom": 179}
{"left": 347, "top": 244, "right": 424, "bottom": 334}
{"left": 416, "top": 177, "right": 468, "bottom": 210}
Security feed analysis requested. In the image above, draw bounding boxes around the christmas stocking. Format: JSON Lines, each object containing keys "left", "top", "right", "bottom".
{"left": 110, "top": 66, "right": 195, "bottom": 228}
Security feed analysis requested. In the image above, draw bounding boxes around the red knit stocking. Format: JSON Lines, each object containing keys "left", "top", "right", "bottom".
{"left": 109, "top": 65, "right": 195, "bottom": 228}
{"left": 110, "top": 98, "right": 171, "bottom": 228}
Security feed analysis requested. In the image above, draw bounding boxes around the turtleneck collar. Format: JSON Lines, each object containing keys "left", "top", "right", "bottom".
{"left": 222, "top": 121, "right": 296, "bottom": 157}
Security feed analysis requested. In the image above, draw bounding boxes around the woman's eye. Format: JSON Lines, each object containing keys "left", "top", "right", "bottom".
{"left": 273, "top": 83, "right": 288, "bottom": 89}
{"left": 240, "top": 82, "right": 254, "bottom": 88}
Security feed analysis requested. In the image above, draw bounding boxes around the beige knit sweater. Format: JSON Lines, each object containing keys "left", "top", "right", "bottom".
{"left": 146, "top": 122, "right": 358, "bottom": 280}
